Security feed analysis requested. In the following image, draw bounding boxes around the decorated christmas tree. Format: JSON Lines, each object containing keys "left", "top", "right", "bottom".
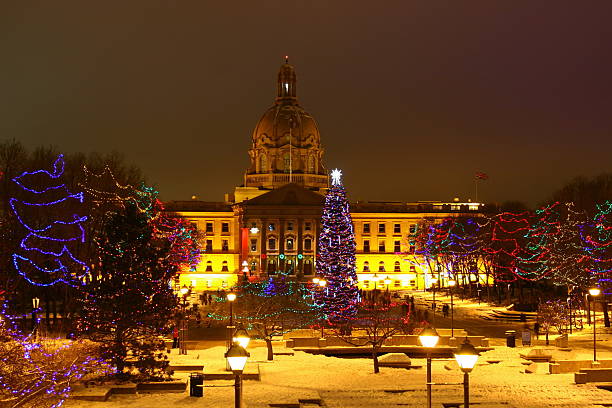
{"left": 77, "top": 194, "right": 178, "bottom": 379}
{"left": 315, "top": 169, "right": 359, "bottom": 322}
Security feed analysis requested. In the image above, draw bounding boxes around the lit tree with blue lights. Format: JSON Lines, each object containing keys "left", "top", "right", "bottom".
{"left": 315, "top": 169, "right": 359, "bottom": 323}
{"left": 10, "top": 154, "right": 90, "bottom": 287}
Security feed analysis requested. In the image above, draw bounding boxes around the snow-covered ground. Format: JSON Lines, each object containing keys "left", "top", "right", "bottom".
{"left": 65, "top": 340, "right": 612, "bottom": 408}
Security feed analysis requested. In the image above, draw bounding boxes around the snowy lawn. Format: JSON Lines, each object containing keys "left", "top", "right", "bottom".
{"left": 65, "top": 342, "right": 612, "bottom": 407}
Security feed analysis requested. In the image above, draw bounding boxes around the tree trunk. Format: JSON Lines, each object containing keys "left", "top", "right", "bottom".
{"left": 603, "top": 301, "right": 610, "bottom": 328}
{"left": 372, "top": 347, "right": 379, "bottom": 374}
{"left": 545, "top": 331, "right": 549, "bottom": 346}
{"left": 265, "top": 338, "right": 274, "bottom": 361}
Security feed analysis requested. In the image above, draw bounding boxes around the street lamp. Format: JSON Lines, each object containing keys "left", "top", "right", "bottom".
{"left": 233, "top": 326, "right": 250, "bottom": 349}
{"left": 588, "top": 287, "right": 601, "bottom": 362}
{"left": 419, "top": 326, "right": 440, "bottom": 408}
{"left": 179, "top": 285, "right": 190, "bottom": 355}
{"left": 448, "top": 279, "right": 456, "bottom": 338}
{"left": 372, "top": 273, "right": 379, "bottom": 291}
{"left": 431, "top": 277, "right": 438, "bottom": 322}
{"left": 384, "top": 276, "right": 391, "bottom": 294}
{"left": 454, "top": 338, "right": 479, "bottom": 408}
{"left": 226, "top": 292, "right": 237, "bottom": 369}
{"left": 32, "top": 297, "right": 40, "bottom": 340}
{"left": 225, "top": 342, "right": 250, "bottom": 408}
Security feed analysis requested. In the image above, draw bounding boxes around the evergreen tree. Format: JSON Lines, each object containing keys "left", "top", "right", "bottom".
{"left": 315, "top": 169, "right": 359, "bottom": 322}
{"left": 77, "top": 200, "right": 177, "bottom": 379}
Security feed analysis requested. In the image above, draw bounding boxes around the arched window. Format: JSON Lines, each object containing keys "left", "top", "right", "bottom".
{"left": 378, "top": 261, "right": 385, "bottom": 272}
{"left": 221, "top": 261, "right": 229, "bottom": 272}
{"left": 268, "top": 237, "right": 277, "bottom": 251}
{"left": 260, "top": 154, "right": 267, "bottom": 172}
{"left": 268, "top": 260, "right": 276, "bottom": 275}
{"left": 363, "top": 261, "right": 370, "bottom": 272}
{"left": 205, "top": 261, "right": 212, "bottom": 272}
{"left": 304, "top": 238, "right": 312, "bottom": 251}
{"left": 304, "top": 259, "right": 313, "bottom": 275}
{"left": 284, "top": 153, "right": 290, "bottom": 172}
{"left": 286, "top": 237, "right": 295, "bottom": 251}
{"left": 394, "top": 261, "right": 401, "bottom": 272}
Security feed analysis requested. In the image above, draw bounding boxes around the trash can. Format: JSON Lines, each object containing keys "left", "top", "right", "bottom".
{"left": 505, "top": 330, "right": 516, "bottom": 348}
{"left": 189, "top": 372, "right": 204, "bottom": 397}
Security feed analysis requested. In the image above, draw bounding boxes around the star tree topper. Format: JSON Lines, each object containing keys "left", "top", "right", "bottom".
{"left": 331, "top": 168, "right": 342, "bottom": 186}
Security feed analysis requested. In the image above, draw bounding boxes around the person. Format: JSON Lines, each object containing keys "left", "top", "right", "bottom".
{"left": 172, "top": 326, "right": 179, "bottom": 349}
{"left": 533, "top": 322, "right": 540, "bottom": 340}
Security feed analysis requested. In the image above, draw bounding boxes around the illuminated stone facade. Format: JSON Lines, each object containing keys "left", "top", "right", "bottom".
{"left": 167, "top": 59, "right": 488, "bottom": 293}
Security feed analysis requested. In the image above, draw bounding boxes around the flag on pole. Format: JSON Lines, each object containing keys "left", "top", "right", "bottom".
{"left": 475, "top": 172, "right": 489, "bottom": 180}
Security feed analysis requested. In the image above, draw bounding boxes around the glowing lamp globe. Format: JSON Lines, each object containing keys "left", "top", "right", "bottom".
{"left": 232, "top": 327, "right": 251, "bottom": 349}
{"left": 454, "top": 339, "right": 479, "bottom": 373}
{"left": 225, "top": 342, "right": 250, "bottom": 373}
{"left": 372, "top": 273, "right": 379, "bottom": 282}
{"left": 318, "top": 279, "right": 327, "bottom": 287}
{"left": 180, "top": 285, "right": 189, "bottom": 296}
{"left": 384, "top": 277, "right": 392, "bottom": 286}
{"left": 312, "top": 278, "right": 320, "bottom": 284}
{"left": 419, "top": 326, "right": 440, "bottom": 348}
{"left": 227, "top": 293, "right": 237, "bottom": 302}
{"left": 448, "top": 279, "right": 456, "bottom": 287}
{"left": 589, "top": 287, "right": 601, "bottom": 297}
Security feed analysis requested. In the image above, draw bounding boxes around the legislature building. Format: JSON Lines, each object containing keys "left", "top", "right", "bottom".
{"left": 166, "top": 59, "right": 484, "bottom": 294}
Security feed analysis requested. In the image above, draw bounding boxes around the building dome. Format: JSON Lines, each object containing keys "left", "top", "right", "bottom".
{"left": 244, "top": 58, "right": 327, "bottom": 192}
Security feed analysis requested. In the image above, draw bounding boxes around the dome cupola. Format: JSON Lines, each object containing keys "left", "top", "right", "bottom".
{"left": 243, "top": 58, "right": 328, "bottom": 192}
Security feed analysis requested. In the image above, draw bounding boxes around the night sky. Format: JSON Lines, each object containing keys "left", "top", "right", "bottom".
{"left": 2, "top": 1, "right": 612, "bottom": 207}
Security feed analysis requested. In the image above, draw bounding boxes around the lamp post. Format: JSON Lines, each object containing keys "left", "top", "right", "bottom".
{"left": 233, "top": 326, "right": 250, "bottom": 349}
{"left": 179, "top": 285, "right": 189, "bottom": 355}
{"left": 431, "top": 277, "right": 438, "bottom": 323}
{"left": 372, "top": 273, "right": 379, "bottom": 291}
{"left": 225, "top": 342, "right": 250, "bottom": 408}
{"left": 32, "top": 297, "right": 40, "bottom": 340}
{"left": 454, "top": 338, "right": 479, "bottom": 408}
{"left": 316, "top": 279, "right": 327, "bottom": 338}
{"left": 226, "top": 292, "right": 237, "bottom": 369}
{"left": 419, "top": 326, "right": 440, "bottom": 408}
{"left": 448, "top": 279, "right": 456, "bottom": 338}
{"left": 384, "top": 276, "right": 391, "bottom": 294}
{"left": 588, "top": 287, "right": 601, "bottom": 362}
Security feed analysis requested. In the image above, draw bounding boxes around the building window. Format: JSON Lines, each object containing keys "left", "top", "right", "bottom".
{"left": 363, "top": 280, "right": 370, "bottom": 289}
{"left": 378, "top": 261, "right": 385, "bottom": 272}
{"left": 378, "top": 241, "right": 385, "bottom": 252}
{"left": 304, "top": 259, "right": 313, "bottom": 275}
{"left": 221, "top": 261, "right": 229, "bottom": 272}
{"left": 205, "top": 261, "right": 212, "bottom": 272}
{"left": 268, "top": 223, "right": 276, "bottom": 231}
{"left": 221, "top": 222, "right": 229, "bottom": 233}
{"left": 222, "top": 240, "right": 229, "bottom": 252}
{"left": 190, "top": 221, "right": 198, "bottom": 230}
{"left": 409, "top": 224, "right": 417, "bottom": 234}
{"left": 205, "top": 240, "right": 213, "bottom": 252}
{"left": 394, "top": 261, "right": 401, "bottom": 272}
{"left": 394, "top": 240, "right": 401, "bottom": 253}
{"left": 305, "top": 222, "right": 312, "bottom": 231}
{"left": 304, "top": 238, "right": 312, "bottom": 251}
{"left": 409, "top": 242, "right": 416, "bottom": 254}
{"left": 394, "top": 223, "right": 401, "bottom": 234}
{"left": 286, "top": 259, "right": 294, "bottom": 274}
{"left": 222, "top": 280, "right": 228, "bottom": 288}
{"left": 286, "top": 238, "right": 294, "bottom": 251}
{"left": 250, "top": 239, "right": 257, "bottom": 252}
{"left": 250, "top": 260, "right": 257, "bottom": 272}
{"left": 410, "top": 280, "right": 416, "bottom": 286}
{"left": 206, "top": 222, "right": 213, "bottom": 233}
{"left": 378, "top": 223, "right": 385, "bottom": 234}
{"left": 287, "top": 222, "right": 294, "bottom": 231}
{"left": 268, "top": 237, "right": 277, "bottom": 250}
{"left": 206, "top": 280, "right": 212, "bottom": 288}
{"left": 363, "top": 240, "right": 370, "bottom": 253}
{"left": 363, "top": 261, "right": 370, "bottom": 272}
{"left": 268, "top": 260, "right": 276, "bottom": 275}
{"left": 410, "top": 265, "right": 416, "bottom": 272}
{"left": 363, "top": 223, "right": 370, "bottom": 234}
{"left": 394, "top": 280, "right": 401, "bottom": 288}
